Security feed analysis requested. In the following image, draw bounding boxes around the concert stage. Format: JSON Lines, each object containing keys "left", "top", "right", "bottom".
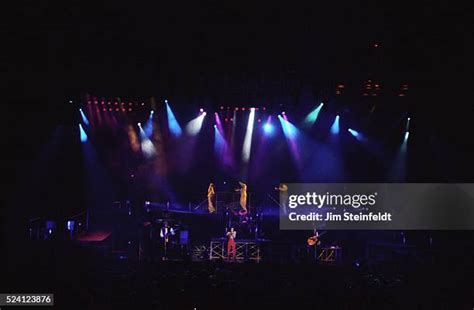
{"left": 5, "top": 2, "right": 473, "bottom": 308}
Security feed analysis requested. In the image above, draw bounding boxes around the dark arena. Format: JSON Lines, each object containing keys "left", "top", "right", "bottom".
{"left": 3, "top": 2, "right": 474, "bottom": 309}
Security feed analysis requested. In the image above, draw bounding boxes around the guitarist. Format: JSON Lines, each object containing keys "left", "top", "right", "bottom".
{"left": 307, "top": 229, "right": 320, "bottom": 245}
{"left": 159, "top": 222, "right": 175, "bottom": 260}
{"left": 306, "top": 226, "right": 321, "bottom": 260}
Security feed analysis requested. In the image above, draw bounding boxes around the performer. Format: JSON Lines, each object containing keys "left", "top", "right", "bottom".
{"left": 207, "top": 183, "right": 216, "bottom": 213}
{"left": 275, "top": 183, "right": 289, "bottom": 215}
{"left": 235, "top": 181, "right": 248, "bottom": 213}
{"left": 226, "top": 227, "right": 237, "bottom": 260}
{"left": 307, "top": 225, "right": 324, "bottom": 260}
{"left": 159, "top": 222, "right": 175, "bottom": 260}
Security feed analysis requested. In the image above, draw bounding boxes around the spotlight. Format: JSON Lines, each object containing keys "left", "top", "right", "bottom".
{"left": 242, "top": 108, "right": 256, "bottom": 162}
{"left": 348, "top": 128, "right": 359, "bottom": 137}
{"left": 304, "top": 103, "right": 323, "bottom": 126}
{"left": 144, "top": 111, "right": 154, "bottom": 137}
{"left": 138, "top": 122, "right": 142, "bottom": 127}
{"left": 166, "top": 101, "right": 183, "bottom": 136}
{"left": 330, "top": 115, "right": 340, "bottom": 134}
{"left": 138, "top": 125, "right": 156, "bottom": 158}
{"left": 263, "top": 122, "right": 274, "bottom": 134}
{"left": 215, "top": 125, "right": 232, "bottom": 167}
{"left": 200, "top": 108, "right": 204, "bottom": 113}
{"left": 79, "top": 108, "right": 90, "bottom": 126}
{"left": 185, "top": 112, "right": 206, "bottom": 136}
{"left": 278, "top": 115, "right": 300, "bottom": 164}
{"left": 79, "top": 124, "right": 88, "bottom": 143}
{"left": 404, "top": 131, "right": 410, "bottom": 141}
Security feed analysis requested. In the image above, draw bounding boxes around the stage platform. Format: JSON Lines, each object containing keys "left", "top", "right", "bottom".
{"left": 209, "top": 238, "right": 268, "bottom": 262}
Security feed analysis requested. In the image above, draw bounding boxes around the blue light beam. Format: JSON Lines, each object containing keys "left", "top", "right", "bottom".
{"left": 304, "top": 103, "right": 323, "bottom": 126}
{"left": 144, "top": 110, "right": 154, "bottom": 137}
{"left": 330, "top": 115, "right": 340, "bottom": 134}
{"left": 79, "top": 124, "right": 88, "bottom": 143}
{"left": 79, "top": 109, "right": 90, "bottom": 126}
{"left": 166, "top": 101, "right": 182, "bottom": 137}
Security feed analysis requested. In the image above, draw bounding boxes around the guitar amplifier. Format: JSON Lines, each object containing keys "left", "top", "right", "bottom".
{"left": 318, "top": 246, "right": 342, "bottom": 264}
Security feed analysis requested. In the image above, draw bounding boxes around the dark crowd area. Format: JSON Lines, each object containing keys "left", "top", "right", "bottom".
{"left": 2, "top": 240, "right": 473, "bottom": 309}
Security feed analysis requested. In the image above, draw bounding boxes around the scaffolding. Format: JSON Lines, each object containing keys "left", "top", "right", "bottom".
{"left": 209, "top": 239, "right": 261, "bottom": 263}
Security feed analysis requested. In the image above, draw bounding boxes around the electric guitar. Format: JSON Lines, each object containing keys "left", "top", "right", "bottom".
{"left": 307, "top": 231, "right": 326, "bottom": 246}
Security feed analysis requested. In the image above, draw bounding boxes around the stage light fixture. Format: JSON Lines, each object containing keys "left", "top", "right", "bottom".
{"left": 330, "top": 115, "right": 340, "bottom": 134}
{"left": 304, "top": 103, "right": 323, "bottom": 126}
{"left": 348, "top": 128, "right": 359, "bottom": 137}
{"left": 166, "top": 101, "right": 183, "bottom": 137}
{"left": 138, "top": 125, "right": 156, "bottom": 158}
{"left": 144, "top": 111, "right": 154, "bottom": 137}
{"left": 79, "top": 108, "right": 90, "bottom": 126}
{"left": 79, "top": 124, "right": 88, "bottom": 143}
{"left": 185, "top": 112, "right": 206, "bottom": 136}
{"left": 242, "top": 108, "right": 256, "bottom": 163}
